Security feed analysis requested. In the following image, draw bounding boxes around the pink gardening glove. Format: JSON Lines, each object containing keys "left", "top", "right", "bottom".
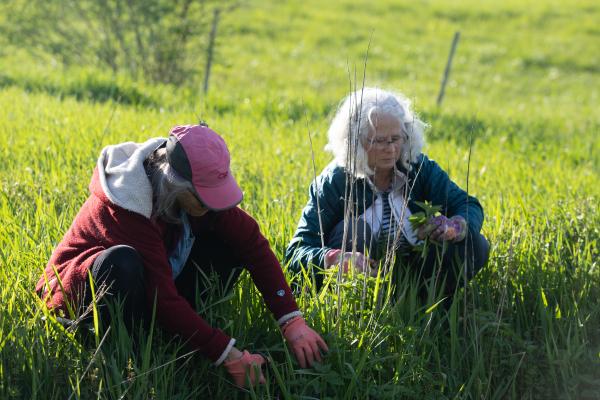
{"left": 324, "top": 249, "right": 378, "bottom": 277}
{"left": 417, "top": 215, "right": 467, "bottom": 242}
{"left": 223, "top": 350, "right": 266, "bottom": 388}
{"left": 281, "top": 316, "right": 329, "bottom": 368}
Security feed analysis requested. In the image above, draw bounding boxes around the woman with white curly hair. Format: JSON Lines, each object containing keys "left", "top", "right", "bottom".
{"left": 285, "top": 87, "right": 489, "bottom": 296}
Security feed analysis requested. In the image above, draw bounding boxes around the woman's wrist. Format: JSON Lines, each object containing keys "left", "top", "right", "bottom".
{"left": 225, "top": 346, "right": 243, "bottom": 362}
{"left": 449, "top": 216, "right": 467, "bottom": 242}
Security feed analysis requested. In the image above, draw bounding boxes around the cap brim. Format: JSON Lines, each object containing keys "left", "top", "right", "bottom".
{"left": 193, "top": 173, "right": 243, "bottom": 211}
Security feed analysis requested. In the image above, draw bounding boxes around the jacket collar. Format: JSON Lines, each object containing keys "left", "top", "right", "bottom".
{"left": 364, "top": 166, "right": 408, "bottom": 195}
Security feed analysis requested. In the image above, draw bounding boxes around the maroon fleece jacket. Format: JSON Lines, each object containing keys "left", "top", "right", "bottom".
{"left": 36, "top": 168, "right": 299, "bottom": 362}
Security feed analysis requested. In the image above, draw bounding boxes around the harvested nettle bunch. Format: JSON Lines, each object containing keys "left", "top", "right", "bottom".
{"left": 409, "top": 201, "right": 443, "bottom": 257}
{"left": 409, "top": 201, "right": 442, "bottom": 230}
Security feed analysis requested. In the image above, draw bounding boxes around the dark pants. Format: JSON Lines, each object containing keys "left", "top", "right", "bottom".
{"left": 86, "top": 245, "right": 146, "bottom": 330}
{"left": 85, "top": 237, "right": 242, "bottom": 330}
{"left": 174, "top": 236, "right": 242, "bottom": 309}
{"left": 327, "top": 218, "right": 490, "bottom": 295}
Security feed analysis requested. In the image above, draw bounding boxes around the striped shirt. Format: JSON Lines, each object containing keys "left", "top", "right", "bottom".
{"left": 376, "top": 191, "right": 410, "bottom": 258}
{"left": 377, "top": 191, "right": 394, "bottom": 256}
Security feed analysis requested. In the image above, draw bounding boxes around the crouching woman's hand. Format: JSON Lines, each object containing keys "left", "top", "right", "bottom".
{"left": 281, "top": 316, "right": 329, "bottom": 368}
{"left": 223, "top": 347, "right": 266, "bottom": 389}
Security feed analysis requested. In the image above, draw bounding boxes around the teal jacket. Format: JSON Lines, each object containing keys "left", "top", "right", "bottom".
{"left": 284, "top": 154, "right": 484, "bottom": 284}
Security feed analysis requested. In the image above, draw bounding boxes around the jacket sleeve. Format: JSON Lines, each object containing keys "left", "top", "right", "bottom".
{"left": 208, "top": 208, "right": 300, "bottom": 323}
{"left": 284, "top": 168, "right": 345, "bottom": 287}
{"left": 415, "top": 154, "right": 484, "bottom": 234}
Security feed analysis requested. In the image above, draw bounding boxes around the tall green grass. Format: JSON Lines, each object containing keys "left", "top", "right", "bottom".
{"left": 1, "top": 0, "right": 599, "bottom": 398}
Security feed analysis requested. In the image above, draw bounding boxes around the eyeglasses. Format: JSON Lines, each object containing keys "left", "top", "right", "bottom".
{"left": 366, "top": 135, "right": 404, "bottom": 149}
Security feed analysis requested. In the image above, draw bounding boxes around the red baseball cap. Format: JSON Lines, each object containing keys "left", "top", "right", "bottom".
{"left": 166, "top": 124, "right": 243, "bottom": 211}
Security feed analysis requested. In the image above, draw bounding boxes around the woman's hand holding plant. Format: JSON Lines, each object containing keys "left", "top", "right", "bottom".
{"left": 410, "top": 201, "right": 467, "bottom": 243}
{"left": 417, "top": 215, "right": 467, "bottom": 242}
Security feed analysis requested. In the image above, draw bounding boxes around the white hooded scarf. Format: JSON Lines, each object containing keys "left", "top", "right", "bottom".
{"left": 97, "top": 137, "right": 166, "bottom": 218}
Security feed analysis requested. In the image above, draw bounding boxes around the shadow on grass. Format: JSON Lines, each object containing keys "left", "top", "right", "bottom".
{"left": 520, "top": 56, "right": 600, "bottom": 75}
{"left": 0, "top": 73, "right": 157, "bottom": 107}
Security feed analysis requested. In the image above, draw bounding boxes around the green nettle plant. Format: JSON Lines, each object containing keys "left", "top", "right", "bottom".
{"left": 409, "top": 200, "right": 442, "bottom": 231}
{"left": 409, "top": 200, "right": 443, "bottom": 257}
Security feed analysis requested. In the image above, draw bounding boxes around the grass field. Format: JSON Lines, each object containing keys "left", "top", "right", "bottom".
{"left": 1, "top": 0, "right": 599, "bottom": 398}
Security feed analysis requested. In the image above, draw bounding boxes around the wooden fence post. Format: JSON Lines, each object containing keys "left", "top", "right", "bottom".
{"left": 437, "top": 31, "right": 461, "bottom": 107}
{"left": 203, "top": 8, "right": 221, "bottom": 94}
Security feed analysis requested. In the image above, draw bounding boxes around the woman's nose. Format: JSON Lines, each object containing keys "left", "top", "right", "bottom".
{"left": 383, "top": 142, "right": 395, "bottom": 152}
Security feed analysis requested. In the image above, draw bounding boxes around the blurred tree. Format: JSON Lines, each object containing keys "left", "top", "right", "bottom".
{"left": 0, "top": 0, "right": 239, "bottom": 85}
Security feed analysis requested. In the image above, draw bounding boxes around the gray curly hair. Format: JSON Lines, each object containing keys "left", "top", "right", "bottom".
{"left": 325, "top": 87, "right": 427, "bottom": 177}
{"left": 145, "top": 147, "right": 194, "bottom": 224}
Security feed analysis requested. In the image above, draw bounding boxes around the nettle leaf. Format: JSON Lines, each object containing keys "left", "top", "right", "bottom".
{"left": 414, "top": 200, "right": 442, "bottom": 217}
{"left": 409, "top": 211, "right": 427, "bottom": 229}
{"left": 410, "top": 201, "right": 442, "bottom": 231}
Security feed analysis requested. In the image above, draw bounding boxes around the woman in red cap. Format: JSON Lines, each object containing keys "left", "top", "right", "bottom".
{"left": 36, "top": 123, "right": 328, "bottom": 388}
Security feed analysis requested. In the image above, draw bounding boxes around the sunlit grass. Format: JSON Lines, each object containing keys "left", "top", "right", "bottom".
{"left": 1, "top": 0, "right": 599, "bottom": 398}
